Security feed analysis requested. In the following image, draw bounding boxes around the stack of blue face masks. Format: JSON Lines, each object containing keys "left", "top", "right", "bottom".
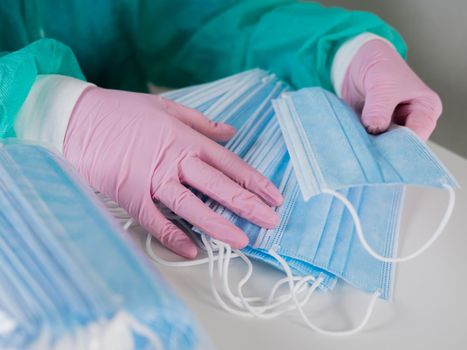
{"left": 0, "top": 141, "right": 206, "bottom": 350}
{"left": 273, "top": 87, "right": 458, "bottom": 264}
{"left": 145, "top": 69, "right": 458, "bottom": 335}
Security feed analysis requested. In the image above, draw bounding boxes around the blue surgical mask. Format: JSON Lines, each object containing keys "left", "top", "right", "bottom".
{"left": 273, "top": 87, "right": 458, "bottom": 263}
{"left": 273, "top": 87, "right": 458, "bottom": 198}
{"left": 164, "top": 71, "right": 338, "bottom": 286}
{"left": 211, "top": 122, "right": 404, "bottom": 300}
{"left": 147, "top": 70, "right": 416, "bottom": 335}
{"left": 162, "top": 72, "right": 406, "bottom": 297}
{"left": 0, "top": 141, "right": 205, "bottom": 350}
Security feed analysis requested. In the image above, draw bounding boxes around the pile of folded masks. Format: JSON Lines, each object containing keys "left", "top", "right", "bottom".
{"left": 0, "top": 140, "right": 209, "bottom": 350}
{"left": 140, "top": 69, "right": 456, "bottom": 335}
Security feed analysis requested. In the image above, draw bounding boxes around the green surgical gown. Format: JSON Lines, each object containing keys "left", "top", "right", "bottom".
{"left": 0, "top": 0, "right": 406, "bottom": 138}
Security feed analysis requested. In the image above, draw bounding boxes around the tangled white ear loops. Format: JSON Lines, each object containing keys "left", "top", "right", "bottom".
{"left": 201, "top": 235, "right": 256, "bottom": 318}
{"left": 145, "top": 234, "right": 240, "bottom": 267}
{"left": 146, "top": 232, "right": 325, "bottom": 320}
{"left": 147, "top": 232, "right": 380, "bottom": 335}
{"left": 322, "top": 186, "right": 455, "bottom": 263}
{"left": 268, "top": 247, "right": 379, "bottom": 336}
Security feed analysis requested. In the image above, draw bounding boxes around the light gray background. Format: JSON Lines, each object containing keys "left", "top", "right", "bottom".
{"left": 320, "top": 0, "right": 467, "bottom": 158}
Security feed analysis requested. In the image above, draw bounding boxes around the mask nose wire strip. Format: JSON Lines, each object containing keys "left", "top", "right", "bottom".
{"left": 321, "top": 185, "right": 455, "bottom": 263}
{"left": 268, "top": 247, "right": 379, "bottom": 336}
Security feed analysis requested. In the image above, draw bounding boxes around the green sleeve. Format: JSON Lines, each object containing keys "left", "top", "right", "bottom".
{"left": 0, "top": 0, "right": 407, "bottom": 138}
{"left": 0, "top": 39, "right": 85, "bottom": 138}
{"left": 139, "top": 0, "right": 407, "bottom": 90}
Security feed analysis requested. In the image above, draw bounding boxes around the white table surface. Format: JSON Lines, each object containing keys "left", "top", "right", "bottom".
{"left": 125, "top": 142, "right": 467, "bottom": 350}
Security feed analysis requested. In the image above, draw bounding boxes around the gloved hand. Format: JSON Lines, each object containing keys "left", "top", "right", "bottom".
{"left": 63, "top": 87, "right": 283, "bottom": 258}
{"left": 341, "top": 39, "right": 442, "bottom": 140}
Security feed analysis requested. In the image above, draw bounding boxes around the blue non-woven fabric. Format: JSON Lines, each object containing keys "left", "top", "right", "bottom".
{"left": 273, "top": 87, "right": 459, "bottom": 201}
{"left": 165, "top": 70, "right": 406, "bottom": 299}
{"left": 164, "top": 70, "right": 339, "bottom": 289}
{"left": 0, "top": 141, "right": 202, "bottom": 350}
{"left": 253, "top": 165, "right": 403, "bottom": 300}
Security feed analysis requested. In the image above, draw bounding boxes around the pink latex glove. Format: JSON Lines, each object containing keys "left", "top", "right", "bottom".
{"left": 63, "top": 87, "right": 283, "bottom": 258}
{"left": 341, "top": 39, "right": 442, "bottom": 140}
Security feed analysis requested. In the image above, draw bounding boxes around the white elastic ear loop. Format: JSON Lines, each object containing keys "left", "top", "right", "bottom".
{"left": 214, "top": 240, "right": 317, "bottom": 317}
{"left": 268, "top": 247, "right": 379, "bottom": 336}
{"left": 201, "top": 234, "right": 257, "bottom": 317}
{"left": 146, "top": 231, "right": 329, "bottom": 319}
{"left": 122, "top": 219, "right": 134, "bottom": 231}
{"left": 237, "top": 274, "right": 319, "bottom": 318}
{"left": 145, "top": 234, "right": 240, "bottom": 267}
{"left": 229, "top": 246, "right": 317, "bottom": 318}
{"left": 220, "top": 246, "right": 317, "bottom": 314}
{"left": 203, "top": 238, "right": 322, "bottom": 318}
{"left": 146, "top": 233, "right": 264, "bottom": 316}
{"left": 322, "top": 184, "right": 456, "bottom": 263}
{"left": 213, "top": 239, "right": 323, "bottom": 316}
{"left": 218, "top": 243, "right": 265, "bottom": 307}
{"left": 145, "top": 231, "right": 278, "bottom": 310}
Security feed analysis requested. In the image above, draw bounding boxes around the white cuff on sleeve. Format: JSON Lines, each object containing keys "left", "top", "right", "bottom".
{"left": 331, "top": 33, "right": 395, "bottom": 97}
{"left": 14, "top": 75, "right": 94, "bottom": 152}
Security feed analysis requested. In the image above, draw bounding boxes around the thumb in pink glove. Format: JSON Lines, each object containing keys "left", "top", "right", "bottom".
{"left": 63, "top": 87, "right": 283, "bottom": 259}
{"left": 341, "top": 39, "right": 442, "bottom": 140}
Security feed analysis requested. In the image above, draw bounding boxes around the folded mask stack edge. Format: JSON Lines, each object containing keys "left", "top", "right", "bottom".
{"left": 160, "top": 70, "right": 402, "bottom": 300}
{"left": 273, "top": 87, "right": 459, "bottom": 200}
{"left": 143, "top": 70, "right": 458, "bottom": 335}
{"left": 0, "top": 140, "right": 205, "bottom": 350}
{"left": 272, "top": 86, "right": 459, "bottom": 297}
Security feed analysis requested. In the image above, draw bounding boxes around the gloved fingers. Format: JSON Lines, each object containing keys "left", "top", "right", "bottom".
{"left": 156, "top": 181, "right": 249, "bottom": 249}
{"left": 201, "top": 145, "right": 283, "bottom": 207}
{"left": 404, "top": 112, "right": 437, "bottom": 141}
{"left": 361, "top": 91, "right": 398, "bottom": 134}
{"left": 393, "top": 97, "right": 441, "bottom": 140}
{"left": 137, "top": 197, "right": 198, "bottom": 259}
{"left": 159, "top": 96, "right": 236, "bottom": 142}
{"left": 179, "top": 157, "right": 279, "bottom": 229}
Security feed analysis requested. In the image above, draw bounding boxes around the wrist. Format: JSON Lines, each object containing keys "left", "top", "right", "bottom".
{"left": 332, "top": 33, "right": 396, "bottom": 97}
{"left": 341, "top": 38, "right": 401, "bottom": 107}
{"left": 14, "top": 75, "right": 94, "bottom": 152}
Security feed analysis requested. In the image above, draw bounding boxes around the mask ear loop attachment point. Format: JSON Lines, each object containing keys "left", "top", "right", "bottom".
{"left": 321, "top": 185, "right": 455, "bottom": 263}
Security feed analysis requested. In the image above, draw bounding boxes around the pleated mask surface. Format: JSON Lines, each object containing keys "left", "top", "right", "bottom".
{"left": 273, "top": 87, "right": 458, "bottom": 199}
{"left": 0, "top": 141, "right": 206, "bottom": 350}
{"left": 273, "top": 88, "right": 458, "bottom": 265}
{"left": 149, "top": 70, "right": 408, "bottom": 324}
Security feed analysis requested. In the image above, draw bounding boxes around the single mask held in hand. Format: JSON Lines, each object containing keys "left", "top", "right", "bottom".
{"left": 142, "top": 70, "right": 430, "bottom": 336}
{"left": 0, "top": 140, "right": 208, "bottom": 350}
{"left": 273, "top": 87, "right": 458, "bottom": 263}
